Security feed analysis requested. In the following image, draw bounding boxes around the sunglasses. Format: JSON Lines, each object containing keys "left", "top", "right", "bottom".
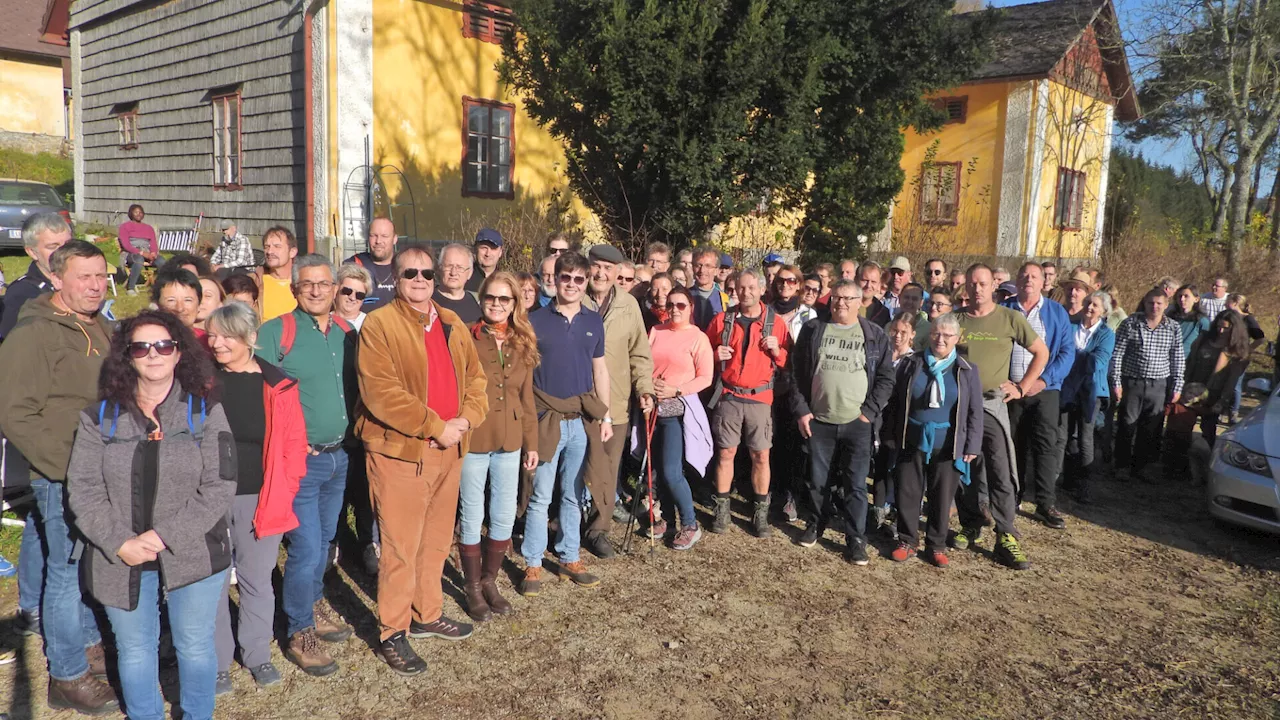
{"left": 558, "top": 273, "right": 587, "bottom": 286}
{"left": 618, "top": 275, "right": 636, "bottom": 282}
{"left": 339, "top": 287, "right": 368, "bottom": 300}
{"left": 550, "top": 247, "right": 568, "bottom": 255}
{"left": 401, "top": 268, "right": 435, "bottom": 281}
{"left": 666, "top": 301, "right": 690, "bottom": 311}
{"left": 803, "top": 286, "right": 821, "bottom": 294}
{"left": 482, "top": 294, "right": 514, "bottom": 306}
{"left": 129, "top": 339, "right": 179, "bottom": 359}
{"left": 927, "top": 269, "right": 945, "bottom": 275}
{"left": 777, "top": 276, "right": 799, "bottom": 285}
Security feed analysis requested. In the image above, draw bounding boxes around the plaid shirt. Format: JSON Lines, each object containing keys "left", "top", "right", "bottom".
{"left": 1109, "top": 313, "right": 1185, "bottom": 395}
{"left": 211, "top": 233, "right": 255, "bottom": 269}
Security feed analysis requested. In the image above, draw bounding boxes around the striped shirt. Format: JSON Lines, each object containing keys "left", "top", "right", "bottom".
{"left": 1108, "top": 313, "right": 1185, "bottom": 395}
{"left": 1009, "top": 296, "right": 1046, "bottom": 383}
{"left": 1199, "top": 293, "right": 1227, "bottom": 322}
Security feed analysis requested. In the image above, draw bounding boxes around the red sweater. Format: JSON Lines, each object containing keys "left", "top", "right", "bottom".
{"left": 424, "top": 319, "right": 459, "bottom": 421}
{"left": 705, "top": 307, "right": 791, "bottom": 405}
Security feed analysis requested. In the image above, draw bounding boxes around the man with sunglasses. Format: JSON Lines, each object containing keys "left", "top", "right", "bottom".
{"left": 344, "top": 217, "right": 398, "bottom": 310}
{"left": 256, "top": 254, "right": 360, "bottom": 676}
{"left": 432, "top": 243, "right": 482, "bottom": 324}
{"left": 524, "top": 251, "right": 612, "bottom": 592}
{"left": 581, "top": 244, "right": 655, "bottom": 558}
{"left": 923, "top": 258, "right": 948, "bottom": 289}
{"left": 465, "top": 228, "right": 503, "bottom": 293}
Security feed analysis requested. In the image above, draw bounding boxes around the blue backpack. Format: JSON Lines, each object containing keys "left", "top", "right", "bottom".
{"left": 98, "top": 393, "right": 206, "bottom": 444}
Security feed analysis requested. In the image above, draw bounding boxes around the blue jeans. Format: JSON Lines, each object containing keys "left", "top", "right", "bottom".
{"left": 522, "top": 419, "right": 588, "bottom": 567}
{"left": 31, "top": 477, "right": 102, "bottom": 680}
{"left": 283, "top": 449, "right": 348, "bottom": 637}
{"left": 18, "top": 513, "right": 43, "bottom": 612}
{"left": 459, "top": 450, "right": 521, "bottom": 544}
{"left": 125, "top": 239, "right": 162, "bottom": 290}
{"left": 653, "top": 417, "right": 696, "bottom": 528}
{"left": 104, "top": 569, "right": 226, "bottom": 720}
{"left": 1232, "top": 373, "right": 1244, "bottom": 415}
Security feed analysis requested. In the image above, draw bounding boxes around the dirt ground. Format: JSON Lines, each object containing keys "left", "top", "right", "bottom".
{"left": 2, "top": 470, "right": 1279, "bottom": 720}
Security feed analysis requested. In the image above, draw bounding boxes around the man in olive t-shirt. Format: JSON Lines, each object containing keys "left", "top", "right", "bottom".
{"left": 810, "top": 322, "right": 869, "bottom": 423}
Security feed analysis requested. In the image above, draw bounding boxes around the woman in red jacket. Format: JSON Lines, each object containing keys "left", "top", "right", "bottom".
{"left": 206, "top": 301, "right": 308, "bottom": 694}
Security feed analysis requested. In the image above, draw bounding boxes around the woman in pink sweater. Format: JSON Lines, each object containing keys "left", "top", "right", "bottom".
{"left": 646, "top": 287, "right": 713, "bottom": 550}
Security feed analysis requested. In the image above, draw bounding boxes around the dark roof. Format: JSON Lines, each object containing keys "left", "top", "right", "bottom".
{"left": 0, "top": 0, "right": 69, "bottom": 60}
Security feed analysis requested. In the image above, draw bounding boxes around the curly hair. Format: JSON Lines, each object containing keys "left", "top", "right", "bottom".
{"left": 479, "top": 272, "right": 540, "bottom": 368}
{"left": 99, "top": 310, "right": 215, "bottom": 413}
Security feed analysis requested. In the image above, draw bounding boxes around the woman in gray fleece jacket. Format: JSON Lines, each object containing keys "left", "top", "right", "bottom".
{"left": 67, "top": 310, "right": 236, "bottom": 720}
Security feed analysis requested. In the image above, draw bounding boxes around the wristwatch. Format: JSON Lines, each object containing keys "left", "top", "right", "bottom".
{"left": 603, "top": 416, "right": 613, "bottom": 424}
{"left": 675, "top": 388, "right": 683, "bottom": 397}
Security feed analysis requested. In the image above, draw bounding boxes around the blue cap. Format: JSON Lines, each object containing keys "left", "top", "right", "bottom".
{"left": 763, "top": 252, "right": 784, "bottom": 266}
{"left": 997, "top": 281, "right": 1017, "bottom": 296}
{"left": 720, "top": 253, "right": 734, "bottom": 268}
{"left": 475, "top": 228, "right": 502, "bottom": 247}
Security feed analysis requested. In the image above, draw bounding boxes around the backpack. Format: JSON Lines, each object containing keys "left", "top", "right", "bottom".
{"left": 277, "top": 312, "right": 354, "bottom": 362}
{"left": 98, "top": 393, "right": 206, "bottom": 444}
{"left": 706, "top": 307, "right": 777, "bottom": 410}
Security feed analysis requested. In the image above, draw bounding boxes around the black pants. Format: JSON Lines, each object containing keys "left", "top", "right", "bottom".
{"left": 343, "top": 445, "right": 378, "bottom": 546}
{"left": 1057, "top": 397, "right": 1107, "bottom": 483}
{"left": 894, "top": 450, "right": 962, "bottom": 551}
{"left": 958, "top": 411, "right": 1019, "bottom": 536}
{"left": 1115, "top": 378, "right": 1167, "bottom": 473}
{"left": 1007, "top": 389, "right": 1061, "bottom": 507}
{"left": 804, "top": 419, "right": 874, "bottom": 541}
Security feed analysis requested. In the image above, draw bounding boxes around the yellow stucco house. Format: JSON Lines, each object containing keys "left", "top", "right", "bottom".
{"left": 882, "top": 0, "right": 1139, "bottom": 261}
{"left": 1, "top": 0, "right": 72, "bottom": 151}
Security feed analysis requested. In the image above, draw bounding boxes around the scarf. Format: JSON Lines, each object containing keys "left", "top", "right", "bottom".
{"left": 771, "top": 295, "right": 800, "bottom": 315}
{"left": 923, "top": 348, "right": 957, "bottom": 408}
{"left": 471, "top": 319, "right": 509, "bottom": 341}
{"left": 650, "top": 302, "right": 670, "bottom": 325}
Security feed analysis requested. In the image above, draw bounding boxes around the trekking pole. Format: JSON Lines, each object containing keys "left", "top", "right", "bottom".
{"left": 644, "top": 408, "right": 658, "bottom": 560}
{"left": 622, "top": 443, "right": 647, "bottom": 555}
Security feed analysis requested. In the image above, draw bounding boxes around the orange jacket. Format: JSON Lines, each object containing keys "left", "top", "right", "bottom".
{"left": 705, "top": 307, "right": 791, "bottom": 406}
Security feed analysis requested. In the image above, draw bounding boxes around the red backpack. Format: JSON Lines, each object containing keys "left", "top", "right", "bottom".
{"left": 277, "top": 313, "right": 354, "bottom": 362}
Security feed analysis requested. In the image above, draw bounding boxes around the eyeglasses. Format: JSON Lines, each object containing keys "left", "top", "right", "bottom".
{"left": 482, "top": 294, "right": 514, "bottom": 307}
{"left": 558, "top": 273, "right": 587, "bottom": 286}
{"left": 441, "top": 264, "right": 469, "bottom": 274}
{"left": 802, "top": 286, "right": 821, "bottom": 294}
{"left": 401, "top": 268, "right": 436, "bottom": 281}
{"left": 929, "top": 300, "right": 953, "bottom": 309}
{"left": 296, "top": 281, "right": 335, "bottom": 292}
{"left": 129, "top": 339, "right": 179, "bottom": 359}
{"left": 777, "top": 276, "right": 799, "bottom": 285}
{"left": 666, "top": 301, "right": 690, "bottom": 311}
{"left": 339, "top": 287, "right": 368, "bottom": 300}
{"left": 831, "top": 295, "right": 860, "bottom": 305}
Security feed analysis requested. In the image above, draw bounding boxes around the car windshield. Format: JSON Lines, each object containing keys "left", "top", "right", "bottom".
{"left": 0, "top": 183, "right": 62, "bottom": 207}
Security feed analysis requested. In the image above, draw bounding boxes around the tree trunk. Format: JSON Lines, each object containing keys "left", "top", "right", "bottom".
{"left": 1227, "top": 155, "right": 1256, "bottom": 273}
{"left": 1270, "top": 161, "right": 1280, "bottom": 265}
{"left": 1211, "top": 169, "right": 1233, "bottom": 242}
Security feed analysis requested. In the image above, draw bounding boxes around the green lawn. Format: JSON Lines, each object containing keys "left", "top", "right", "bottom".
{"left": 3, "top": 240, "right": 154, "bottom": 320}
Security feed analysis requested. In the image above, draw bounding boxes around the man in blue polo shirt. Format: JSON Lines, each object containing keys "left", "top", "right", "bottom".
{"left": 520, "top": 251, "right": 612, "bottom": 597}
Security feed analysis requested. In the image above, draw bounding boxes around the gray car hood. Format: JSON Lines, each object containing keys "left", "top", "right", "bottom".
{"left": 1226, "top": 391, "right": 1280, "bottom": 457}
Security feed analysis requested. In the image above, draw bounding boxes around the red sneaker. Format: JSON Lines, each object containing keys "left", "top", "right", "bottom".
{"left": 890, "top": 543, "right": 915, "bottom": 562}
{"left": 926, "top": 550, "right": 950, "bottom": 568}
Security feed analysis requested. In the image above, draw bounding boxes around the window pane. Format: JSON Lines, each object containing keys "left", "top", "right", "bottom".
{"left": 213, "top": 113, "right": 223, "bottom": 184}
{"left": 491, "top": 137, "right": 510, "bottom": 164}
{"left": 469, "top": 134, "right": 487, "bottom": 164}
{"left": 492, "top": 108, "right": 512, "bottom": 139}
{"left": 494, "top": 164, "right": 510, "bottom": 193}
{"left": 468, "top": 106, "right": 489, "bottom": 134}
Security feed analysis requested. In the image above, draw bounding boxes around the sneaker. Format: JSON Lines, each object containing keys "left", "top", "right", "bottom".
{"left": 671, "top": 525, "right": 702, "bottom": 551}
{"left": 362, "top": 542, "right": 381, "bottom": 576}
{"left": 710, "top": 497, "right": 731, "bottom": 534}
{"left": 796, "top": 522, "right": 820, "bottom": 548}
{"left": 0, "top": 554, "right": 14, "bottom": 577}
{"left": 285, "top": 628, "right": 338, "bottom": 677}
{"left": 558, "top": 559, "right": 601, "bottom": 587}
{"left": 379, "top": 631, "right": 427, "bottom": 677}
{"left": 17, "top": 608, "right": 40, "bottom": 636}
{"left": 925, "top": 550, "right": 950, "bottom": 568}
{"left": 645, "top": 519, "right": 668, "bottom": 539}
{"left": 751, "top": 500, "right": 773, "bottom": 538}
{"left": 994, "top": 533, "right": 1031, "bottom": 570}
{"left": 948, "top": 526, "right": 981, "bottom": 551}
{"left": 313, "top": 599, "right": 352, "bottom": 643}
{"left": 409, "top": 616, "right": 474, "bottom": 641}
{"left": 890, "top": 542, "right": 915, "bottom": 562}
{"left": 612, "top": 501, "right": 633, "bottom": 525}
{"left": 1034, "top": 505, "right": 1067, "bottom": 530}
{"left": 126, "top": 288, "right": 138, "bottom": 296}
{"left": 518, "top": 566, "right": 543, "bottom": 597}
{"left": 249, "top": 662, "right": 283, "bottom": 687}
{"left": 583, "top": 531, "right": 616, "bottom": 559}
{"left": 215, "top": 671, "right": 233, "bottom": 696}
{"left": 844, "top": 537, "right": 870, "bottom": 566}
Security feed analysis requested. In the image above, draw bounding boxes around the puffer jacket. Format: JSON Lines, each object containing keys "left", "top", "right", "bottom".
{"left": 67, "top": 389, "right": 236, "bottom": 611}
{"left": 252, "top": 361, "right": 309, "bottom": 537}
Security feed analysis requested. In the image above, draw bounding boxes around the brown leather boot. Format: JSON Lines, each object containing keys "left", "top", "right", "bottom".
{"left": 48, "top": 672, "right": 118, "bottom": 715}
{"left": 85, "top": 642, "right": 108, "bottom": 678}
{"left": 481, "top": 537, "right": 513, "bottom": 615}
{"left": 285, "top": 628, "right": 338, "bottom": 677}
{"left": 313, "top": 599, "right": 352, "bottom": 643}
{"left": 460, "top": 543, "right": 491, "bottom": 622}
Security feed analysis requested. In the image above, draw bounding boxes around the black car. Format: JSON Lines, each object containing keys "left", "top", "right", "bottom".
{"left": 0, "top": 179, "right": 73, "bottom": 248}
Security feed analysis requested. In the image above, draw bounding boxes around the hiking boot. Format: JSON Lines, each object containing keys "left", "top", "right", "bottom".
{"left": 710, "top": 497, "right": 732, "bottom": 534}
{"left": 752, "top": 500, "right": 773, "bottom": 538}
{"left": 978, "top": 500, "right": 995, "bottom": 528}
{"left": 948, "top": 526, "right": 981, "bottom": 551}
{"left": 249, "top": 662, "right": 283, "bottom": 687}
{"left": 1034, "top": 505, "right": 1067, "bottom": 530}
{"left": 519, "top": 566, "right": 543, "bottom": 597}
{"left": 672, "top": 525, "right": 702, "bottom": 551}
{"left": 362, "top": 542, "right": 381, "bottom": 576}
{"left": 285, "top": 628, "right": 338, "bottom": 677}
{"left": 313, "top": 599, "right": 352, "bottom": 642}
{"left": 994, "top": 533, "right": 1031, "bottom": 571}
{"left": 17, "top": 608, "right": 40, "bottom": 636}
{"left": 47, "top": 673, "right": 118, "bottom": 715}
{"left": 926, "top": 550, "right": 950, "bottom": 569}
{"left": 85, "top": 642, "right": 108, "bottom": 678}
{"left": 215, "top": 671, "right": 233, "bottom": 696}
{"left": 460, "top": 543, "right": 490, "bottom": 622}
{"left": 646, "top": 518, "right": 668, "bottom": 539}
{"left": 844, "top": 537, "right": 870, "bottom": 566}
{"left": 481, "top": 537, "right": 513, "bottom": 615}
{"left": 796, "top": 522, "right": 820, "bottom": 548}
{"left": 583, "top": 530, "right": 616, "bottom": 559}
{"left": 380, "top": 631, "right": 427, "bottom": 677}
{"left": 409, "top": 615, "right": 473, "bottom": 641}
{"left": 558, "top": 559, "right": 601, "bottom": 587}
{"left": 890, "top": 542, "right": 916, "bottom": 563}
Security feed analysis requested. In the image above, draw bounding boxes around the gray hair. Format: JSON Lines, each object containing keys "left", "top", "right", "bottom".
{"left": 23, "top": 212, "right": 70, "bottom": 249}
{"left": 439, "top": 242, "right": 474, "bottom": 268}
{"left": 292, "top": 253, "right": 335, "bottom": 285}
{"left": 736, "top": 268, "right": 766, "bottom": 286}
{"left": 337, "top": 262, "right": 374, "bottom": 294}
{"left": 1089, "top": 290, "right": 1113, "bottom": 316}
{"left": 829, "top": 278, "right": 862, "bottom": 297}
{"left": 205, "top": 301, "right": 260, "bottom": 349}
{"left": 931, "top": 312, "right": 960, "bottom": 335}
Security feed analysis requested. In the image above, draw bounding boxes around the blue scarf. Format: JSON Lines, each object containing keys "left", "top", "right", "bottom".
{"left": 924, "top": 348, "right": 957, "bottom": 408}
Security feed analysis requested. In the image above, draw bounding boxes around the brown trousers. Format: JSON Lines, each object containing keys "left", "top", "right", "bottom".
{"left": 583, "top": 421, "right": 629, "bottom": 535}
{"left": 368, "top": 446, "right": 461, "bottom": 641}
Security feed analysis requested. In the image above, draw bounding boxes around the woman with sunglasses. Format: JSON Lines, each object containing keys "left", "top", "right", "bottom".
{"left": 67, "top": 310, "right": 235, "bottom": 720}
{"left": 205, "top": 302, "right": 306, "bottom": 694}
{"left": 646, "top": 286, "right": 714, "bottom": 549}
{"left": 800, "top": 274, "right": 823, "bottom": 315}
{"left": 457, "top": 272, "right": 539, "bottom": 619}
{"left": 334, "top": 263, "right": 374, "bottom": 331}
{"left": 769, "top": 264, "right": 815, "bottom": 521}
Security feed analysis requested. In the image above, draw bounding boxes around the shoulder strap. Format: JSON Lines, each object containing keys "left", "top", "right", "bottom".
{"left": 331, "top": 314, "right": 353, "bottom": 334}
{"left": 278, "top": 313, "right": 297, "bottom": 362}
{"left": 185, "top": 394, "right": 206, "bottom": 444}
{"left": 97, "top": 400, "right": 120, "bottom": 442}
{"left": 763, "top": 306, "right": 776, "bottom": 339}
{"left": 720, "top": 311, "right": 736, "bottom": 349}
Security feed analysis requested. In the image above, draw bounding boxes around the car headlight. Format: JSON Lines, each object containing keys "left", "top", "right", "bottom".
{"left": 1219, "top": 440, "right": 1274, "bottom": 476}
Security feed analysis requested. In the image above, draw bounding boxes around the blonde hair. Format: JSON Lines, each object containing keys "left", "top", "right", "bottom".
{"left": 480, "top": 271, "right": 541, "bottom": 368}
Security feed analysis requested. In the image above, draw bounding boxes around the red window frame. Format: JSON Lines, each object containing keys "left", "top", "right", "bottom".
{"left": 116, "top": 110, "right": 138, "bottom": 149}
{"left": 919, "top": 161, "right": 961, "bottom": 225}
{"left": 931, "top": 96, "right": 968, "bottom": 125}
{"left": 212, "top": 92, "right": 244, "bottom": 191}
{"left": 461, "top": 96, "right": 516, "bottom": 200}
{"left": 462, "top": 1, "right": 514, "bottom": 45}
{"left": 1054, "top": 168, "right": 1086, "bottom": 230}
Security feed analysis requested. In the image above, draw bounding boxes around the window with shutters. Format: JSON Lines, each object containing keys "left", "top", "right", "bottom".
{"left": 1054, "top": 168, "right": 1086, "bottom": 230}
{"left": 212, "top": 91, "right": 243, "bottom": 190}
{"left": 462, "top": 97, "right": 515, "bottom": 199}
{"left": 463, "top": 1, "right": 514, "bottom": 44}
{"left": 919, "top": 162, "right": 961, "bottom": 225}
{"left": 931, "top": 96, "right": 968, "bottom": 124}
{"left": 113, "top": 102, "right": 139, "bottom": 149}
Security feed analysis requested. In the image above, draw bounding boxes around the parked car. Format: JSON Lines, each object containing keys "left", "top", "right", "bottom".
{"left": 1208, "top": 388, "right": 1280, "bottom": 534}
{"left": 0, "top": 179, "right": 73, "bottom": 248}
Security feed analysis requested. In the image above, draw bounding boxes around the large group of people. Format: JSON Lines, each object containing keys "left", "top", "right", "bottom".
{"left": 0, "top": 210, "right": 1267, "bottom": 719}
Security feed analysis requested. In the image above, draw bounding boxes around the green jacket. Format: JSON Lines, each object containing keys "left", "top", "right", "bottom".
{"left": 584, "top": 287, "right": 654, "bottom": 424}
{"left": 0, "top": 294, "right": 113, "bottom": 481}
